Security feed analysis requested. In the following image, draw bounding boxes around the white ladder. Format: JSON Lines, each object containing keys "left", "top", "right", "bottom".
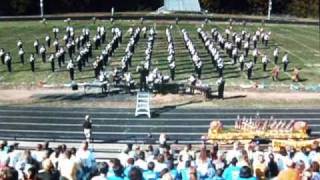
{"left": 135, "top": 92, "right": 151, "bottom": 118}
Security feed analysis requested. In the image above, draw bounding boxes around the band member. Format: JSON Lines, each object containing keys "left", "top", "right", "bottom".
{"left": 232, "top": 48, "right": 238, "bottom": 65}
{"left": 273, "top": 47, "right": 279, "bottom": 64}
{"left": 67, "top": 60, "right": 75, "bottom": 81}
{"left": 45, "top": 35, "right": 51, "bottom": 47}
{"left": 252, "top": 48, "right": 259, "bottom": 64}
{"left": 53, "top": 27, "right": 59, "bottom": 39}
{"left": 76, "top": 55, "right": 83, "bottom": 72}
{"left": 19, "top": 47, "right": 25, "bottom": 64}
{"left": 40, "top": 45, "right": 46, "bottom": 63}
{"left": 195, "top": 61, "right": 203, "bottom": 79}
{"left": 5, "top": 53, "right": 12, "bottom": 72}
{"left": 34, "top": 39, "right": 39, "bottom": 54}
{"left": 244, "top": 41, "right": 249, "bottom": 57}
{"left": 49, "top": 54, "right": 55, "bottom": 72}
{"left": 53, "top": 39, "right": 59, "bottom": 52}
{"left": 169, "top": 61, "right": 176, "bottom": 81}
{"left": 17, "top": 39, "right": 23, "bottom": 49}
{"left": 30, "top": 54, "right": 35, "bottom": 72}
{"left": 0, "top": 48, "right": 5, "bottom": 64}
{"left": 216, "top": 77, "right": 225, "bottom": 99}
{"left": 262, "top": 55, "right": 269, "bottom": 72}
{"left": 282, "top": 52, "right": 289, "bottom": 72}
{"left": 239, "top": 54, "right": 245, "bottom": 71}
{"left": 246, "top": 61, "right": 254, "bottom": 80}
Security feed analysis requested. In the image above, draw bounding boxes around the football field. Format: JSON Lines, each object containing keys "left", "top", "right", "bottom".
{"left": 0, "top": 20, "right": 319, "bottom": 90}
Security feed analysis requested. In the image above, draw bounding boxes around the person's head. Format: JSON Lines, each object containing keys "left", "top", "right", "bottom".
{"left": 147, "top": 161, "right": 155, "bottom": 171}
{"left": 160, "top": 168, "right": 170, "bottom": 178}
{"left": 85, "top": 115, "right": 91, "bottom": 122}
{"left": 65, "top": 150, "right": 72, "bottom": 159}
{"left": 27, "top": 166, "right": 37, "bottom": 179}
{"left": 269, "top": 153, "right": 275, "bottom": 161}
{"left": 138, "top": 151, "right": 145, "bottom": 160}
{"left": 187, "top": 144, "right": 192, "bottom": 151}
{"left": 296, "top": 160, "right": 305, "bottom": 172}
{"left": 112, "top": 159, "right": 123, "bottom": 177}
{"left": 129, "top": 167, "right": 142, "bottom": 180}
{"left": 42, "top": 159, "right": 53, "bottom": 172}
{"left": 239, "top": 166, "right": 253, "bottom": 178}
{"left": 231, "top": 157, "right": 238, "bottom": 166}
{"left": 36, "top": 144, "right": 43, "bottom": 151}
{"left": 215, "top": 168, "right": 223, "bottom": 177}
{"left": 157, "top": 154, "right": 165, "bottom": 163}
{"left": 279, "top": 146, "right": 287, "bottom": 156}
{"left": 81, "top": 141, "right": 88, "bottom": 151}
{"left": 97, "top": 162, "right": 109, "bottom": 176}
{"left": 311, "top": 161, "right": 320, "bottom": 172}
{"left": 127, "top": 158, "right": 134, "bottom": 166}
{"left": 285, "top": 159, "right": 295, "bottom": 169}
{"left": 258, "top": 154, "right": 264, "bottom": 163}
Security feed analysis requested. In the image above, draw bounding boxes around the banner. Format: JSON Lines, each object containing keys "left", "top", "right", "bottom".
{"left": 272, "top": 139, "right": 320, "bottom": 151}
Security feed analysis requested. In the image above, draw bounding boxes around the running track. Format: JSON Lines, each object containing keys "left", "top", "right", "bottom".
{"left": 0, "top": 106, "right": 319, "bottom": 143}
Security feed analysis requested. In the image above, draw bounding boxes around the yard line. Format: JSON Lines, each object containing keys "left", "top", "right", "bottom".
{"left": 274, "top": 32, "right": 319, "bottom": 53}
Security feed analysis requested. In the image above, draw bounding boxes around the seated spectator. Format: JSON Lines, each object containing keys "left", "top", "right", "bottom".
{"left": 123, "top": 158, "right": 134, "bottom": 177}
{"left": 167, "top": 160, "right": 180, "bottom": 180}
{"left": 108, "top": 158, "right": 124, "bottom": 180}
{"left": 222, "top": 157, "right": 241, "bottom": 180}
{"left": 91, "top": 162, "right": 109, "bottom": 180}
{"left": 277, "top": 159, "right": 299, "bottom": 180}
{"left": 37, "top": 159, "right": 59, "bottom": 180}
{"left": 127, "top": 167, "right": 143, "bottom": 180}
{"left": 212, "top": 168, "right": 224, "bottom": 180}
{"left": 143, "top": 161, "right": 157, "bottom": 180}
{"left": 59, "top": 150, "right": 77, "bottom": 180}
{"left": 238, "top": 166, "right": 256, "bottom": 180}
{"left": 266, "top": 153, "right": 279, "bottom": 179}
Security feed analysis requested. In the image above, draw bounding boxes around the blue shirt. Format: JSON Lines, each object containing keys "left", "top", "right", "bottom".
{"left": 143, "top": 170, "right": 158, "bottom": 180}
{"left": 237, "top": 177, "right": 256, "bottom": 180}
{"left": 170, "top": 168, "right": 180, "bottom": 180}
{"left": 181, "top": 168, "right": 190, "bottom": 180}
{"left": 222, "top": 165, "right": 241, "bottom": 180}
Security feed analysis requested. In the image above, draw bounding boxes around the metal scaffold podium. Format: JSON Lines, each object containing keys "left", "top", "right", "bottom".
{"left": 135, "top": 92, "right": 151, "bottom": 118}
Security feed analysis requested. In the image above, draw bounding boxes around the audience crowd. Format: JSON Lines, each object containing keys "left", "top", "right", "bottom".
{"left": 1, "top": 139, "right": 320, "bottom": 180}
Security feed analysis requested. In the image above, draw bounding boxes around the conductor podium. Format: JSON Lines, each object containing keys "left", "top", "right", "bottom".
{"left": 135, "top": 92, "right": 151, "bottom": 118}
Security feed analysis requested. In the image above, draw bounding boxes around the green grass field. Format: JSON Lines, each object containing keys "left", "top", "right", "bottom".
{"left": 0, "top": 20, "right": 319, "bottom": 90}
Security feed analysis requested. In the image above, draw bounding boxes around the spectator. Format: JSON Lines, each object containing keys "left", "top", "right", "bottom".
{"left": 253, "top": 154, "right": 266, "bottom": 179}
{"left": 155, "top": 154, "right": 167, "bottom": 173}
{"left": 266, "top": 153, "right": 279, "bottom": 179}
{"left": 222, "top": 157, "right": 241, "bottom": 180}
{"left": 124, "top": 158, "right": 134, "bottom": 177}
{"left": 167, "top": 160, "right": 179, "bottom": 179}
{"left": 108, "top": 158, "right": 124, "bottom": 180}
{"left": 75, "top": 141, "right": 96, "bottom": 179}
{"left": 212, "top": 168, "right": 224, "bottom": 180}
{"left": 37, "top": 159, "right": 59, "bottom": 180}
{"left": 91, "top": 162, "right": 109, "bottom": 180}
{"left": 59, "top": 150, "right": 77, "bottom": 180}
{"left": 128, "top": 167, "right": 143, "bottom": 180}
{"left": 310, "top": 161, "right": 320, "bottom": 180}
{"left": 143, "top": 161, "right": 157, "bottom": 180}
{"left": 277, "top": 159, "right": 299, "bottom": 180}
{"left": 238, "top": 166, "right": 256, "bottom": 180}
{"left": 135, "top": 151, "right": 147, "bottom": 170}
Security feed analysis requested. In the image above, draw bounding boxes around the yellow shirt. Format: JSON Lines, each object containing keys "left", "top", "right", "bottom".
{"left": 277, "top": 168, "right": 300, "bottom": 180}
